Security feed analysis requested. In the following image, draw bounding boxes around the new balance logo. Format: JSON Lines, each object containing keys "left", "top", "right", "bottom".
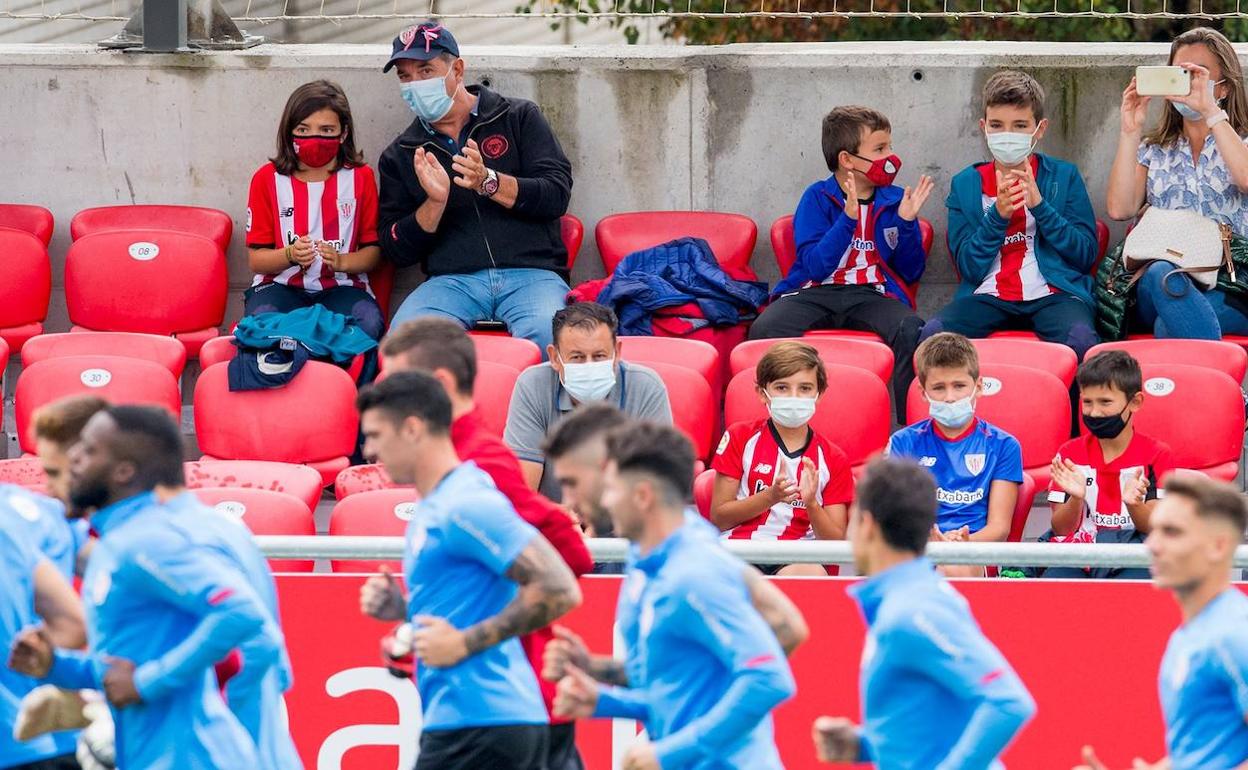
{"left": 753, "top": 463, "right": 773, "bottom": 474}
{"left": 280, "top": 207, "right": 295, "bottom": 217}
{"left": 918, "top": 456, "right": 937, "bottom": 467}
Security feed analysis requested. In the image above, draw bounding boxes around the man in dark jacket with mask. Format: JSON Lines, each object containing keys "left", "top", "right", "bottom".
{"left": 378, "top": 22, "right": 575, "bottom": 353}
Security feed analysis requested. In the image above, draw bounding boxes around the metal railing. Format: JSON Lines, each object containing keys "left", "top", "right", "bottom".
{"left": 255, "top": 535, "right": 1248, "bottom": 569}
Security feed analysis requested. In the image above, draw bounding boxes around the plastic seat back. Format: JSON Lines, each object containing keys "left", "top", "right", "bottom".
{"left": 334, "top": 463, "right": 409, "bottom": 500}
{"left": 469, "top": 333, "right": 543, "bottom": 373}
{"left": 472, "top": 361, "right": 521, "bottom": 437}
{"left": 596, "top": 211, "right": 757, "bottom": 275}
{"left": 0, "top": 458, "right": 48, "bottom": 490}
{"left": 185, "top": 460, "right": 326, "bottom": 513}
{"left": 328, "top": 488, "right": 421, "bottom": 573}
{"left": 197, "top": 336, "right": 237, "bottom": 370}
{"left": 71, "top": 205, "right": 233, "bottom": 253}
{"left": 0, "top": 228, "right": 51, "bottom": 330}
{"left": 645, "top": 361, "right": 716, "bottom": 460}
{"left": 1008, "top": 472, "right": 1038, "bottom": 543}
{"left": 562, "top": 214, "right": 585, "bottom": 270}
{"left": 619, "top": 336, "right": 721, "bottom": 397}
{"left": 190, "top": 487, "right": 316, "bottom": 572}
{"left": 693, "top": 468, "right": 716, "bottom": 520}
{"left": 730, "top": 336, "right": 893, "bottom": 383}
{"left": 1087, "top": 339, "right": 1248, "bottom": 384}
{"left": 66, "top": 229, "right": 226, "bottom": 335}
{"left": 15, "top": 355, "right": 181, "bottom": 454}
{"left": 0, "top": 204, "right": 54, "bottom": 245}
{"left": 970, "top": 338, "right": 1079, "bottom": 388}
{"left": 193, "top": 361, "right": 358, "bottom": 465}
{"left": 23, "top": 332, "right": 188, "bottom": 379}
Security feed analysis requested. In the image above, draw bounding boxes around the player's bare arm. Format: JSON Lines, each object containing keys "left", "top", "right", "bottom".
{"left": 742, "top": 565, "right": 810, "bottom": 656}
{"left": 543, "top": 625, "right": 629, "bottom": 686}
{"left": 464, "top": 535, "right": 582, "bottom": 656}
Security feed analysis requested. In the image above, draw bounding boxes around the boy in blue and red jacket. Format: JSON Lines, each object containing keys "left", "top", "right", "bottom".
{"left": 922, "top": 70, "right": 1099, "bottom": 358}
{"left": 751, "top": 105, "right": 934, "bottom": 419}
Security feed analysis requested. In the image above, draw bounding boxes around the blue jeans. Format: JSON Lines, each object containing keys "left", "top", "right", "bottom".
{"left": 1134, "top": 260, "right": 1248, "bottom": 339}
{"left": 391, "top": 268, "right": 570, "bottom": 354}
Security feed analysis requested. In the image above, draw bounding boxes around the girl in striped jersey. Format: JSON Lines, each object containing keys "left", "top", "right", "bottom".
{"left": 244, "top": 81, "right": 384, "bottom": 374}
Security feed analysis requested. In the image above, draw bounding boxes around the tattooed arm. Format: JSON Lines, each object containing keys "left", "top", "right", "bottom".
{"left": 742, "top": 565, "right": 809, "bottom": 657}
{"left": 463, "top": 534, "right": 582, "bottom": 656}
{"left": 543, "top": 625, "right": 629, "bottom": 686}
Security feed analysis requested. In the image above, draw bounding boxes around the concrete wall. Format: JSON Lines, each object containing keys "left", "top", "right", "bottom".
{"left": 0, "top": 41, "right": 1189, "bottom": 329}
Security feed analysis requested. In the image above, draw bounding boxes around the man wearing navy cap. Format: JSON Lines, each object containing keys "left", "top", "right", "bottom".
{"left": 378, "top": 22, "right": 574, "bottom": 355}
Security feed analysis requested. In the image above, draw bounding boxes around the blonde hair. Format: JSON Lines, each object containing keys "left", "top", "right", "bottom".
{"left": 32, "top": 395, "right": 108, "bottom": 448}
{"left": 915, "top": 333, "right": 980, "bottom": 387}
{"left": 1144, "top": 27, "right": 1248, "bottom": 148}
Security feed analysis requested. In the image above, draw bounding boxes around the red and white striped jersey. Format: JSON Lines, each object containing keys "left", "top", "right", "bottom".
{"left": 973, "top": 158, "right": 1054, "bottom": 302}
{"left": 245, "top": 162, "right": 380, "bottom": 293}
{"left": 1047, "top": 431, "right": 1177, "bottom": 541}
{"left": 711, "top": 418, "right": 854, "bottom": 541}
{"left": 818, "top": 201, "right": 886, "bottom": 287}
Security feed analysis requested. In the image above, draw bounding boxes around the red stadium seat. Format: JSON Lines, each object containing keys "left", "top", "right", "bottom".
{"left": 194, "top": 361, "right": 358, "bottom": 487}
{"left": 693, "top": 468, "right": 715, "bottom": 520}
{"left": 198, "top": 336, "right": 237, "bottom": 370}
{"left": 1082, "top": 363, "right": 1244, "bottom": 482}
{"left": 65, "top": 230, "right": 227, "bottom": 358}
{"left": 725, "top": 363, "right": 889, "bottom": 470}
{"left": 647, "top": 361, "right": 717, "bottom": 461}
{"left": 334, "top": 463, "right": 412, "bottom": 500}
{"left": 906, "top": 362, "right": 1070, "bottom": 493}
{"left": 1008, "top": 472, "right": 1038, "bottom": 543}
{"left": 328, "top": 488, "right": 421, "bottom": 573}
{"left": 0, "top": 458, "right": 47, "bottom": 490}
{"left": 0, "top": 228, "right": 51, "bottom": 353}
{"left": 619, "top": 336, "right": 721, "bottom": 400}
{"left": 769, "top": 214, "right": 931, "bottom": 306}
{"left": 968, "top": 337, "right": 1079, "bottom": 388}
{"left": 472, "top": 361, "right": 521, "bottom": 437}
{"left": 0, "top": 204, "right": 54, "bottom": 245}
{"left": 562, "top": 214, "right": 585, "bottom": 271}
{"left": 368, "top": 261, "right": 396, "bottom": 322}
{"left": 1094, "top": 219, "right": 1111, "bottom": 272}
{"left": 469, "top": 333, "right": 543, "bottom": 373}
{"left": 70, "top": 204, "right": 233, "bottom": 254}
{"left": 184, "top": 460, "right": 326, "bottom": 512}
{"left": 15, "top": 355, "right": 181, "bottom": 454}
{"left": 1087, "top": 339, "right": 1248, "bottom": 384}
{"left": 730, "top": 336, "right": 893, "bottom": 383}
{"left": 23, "top": 332, "right": 188, "bottom": 380}
{"left": 596, "top": 211, "right": 758, "bottom": 276}
{"left": 190, "top": 487, "right": 316, "bottom": 572}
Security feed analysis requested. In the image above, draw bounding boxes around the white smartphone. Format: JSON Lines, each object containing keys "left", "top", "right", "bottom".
{"left": 1136, "top": 65, "right": 1191, "bottom": 97}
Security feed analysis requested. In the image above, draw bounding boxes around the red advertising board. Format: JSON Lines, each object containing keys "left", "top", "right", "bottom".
{"left": 277, "top": 574, "right": 1205, "bottom": 770}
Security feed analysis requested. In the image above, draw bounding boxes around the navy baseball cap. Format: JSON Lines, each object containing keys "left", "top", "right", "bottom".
{"left": 384, "top": 22, "right": 460, "bottom": 72}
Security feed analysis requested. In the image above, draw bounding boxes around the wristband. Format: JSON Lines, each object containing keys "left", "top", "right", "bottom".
{"left": 285, "top": 245, "right": 297, "bottom": 266}
{"left": 1207, "top": 109, "right": 1230, "bottom": 129}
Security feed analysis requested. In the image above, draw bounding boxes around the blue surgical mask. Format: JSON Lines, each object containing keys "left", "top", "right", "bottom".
{"left": 1171, "top": 79, "right": 1225, "bottom": 122}
{"left": 927, "top": 395, "right": 976, "bottom": 430}
{"left": 985, "top": 128, "right": 1039, "bottom": 166}
{"left": 767, "top": 395, "right": 817, "bottom": 429}
{"left": 401, "top": 68, "right": 454, "bottom": 122}
{"left": 560, "top": 357, "right": 617, "bottom": 403}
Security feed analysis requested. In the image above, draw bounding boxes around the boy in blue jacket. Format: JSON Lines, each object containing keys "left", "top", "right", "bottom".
{"left": 752, "top": 105, "right": 934, "bottom": 419}
{"left": 923, "top": 71, "right": 1099, "bottom": 358}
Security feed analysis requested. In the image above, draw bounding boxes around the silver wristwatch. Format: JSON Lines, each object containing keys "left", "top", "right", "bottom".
{"left": 478, "top": 168, "right": 500, "bottom": 198}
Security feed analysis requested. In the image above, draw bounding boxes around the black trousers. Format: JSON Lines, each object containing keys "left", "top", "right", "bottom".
{"left": 416, "top": 724, "right": 550, "bottom": 770}
{"left": 8, "top": 755, "right": 81, "bottom": 770}
{"left": 547, "top": 722, "right": 584, "bottom": 770}
{"left": 750, "top": 284, "right": 923, "bottom": 423}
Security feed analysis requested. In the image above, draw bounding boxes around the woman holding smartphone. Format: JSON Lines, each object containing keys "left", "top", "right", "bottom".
{"left": 244, "top": 80, "right": 384, "bottom": 377}
{"left": 1105, "top": 27, "right": 1248, "bottom": 339}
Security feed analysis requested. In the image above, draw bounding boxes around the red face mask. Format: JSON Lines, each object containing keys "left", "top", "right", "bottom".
{"left": 292, "top": 135, "right": 341, "bottom": 169}
{"left": 853, "top": 153, "right": 902, "bottom": 187}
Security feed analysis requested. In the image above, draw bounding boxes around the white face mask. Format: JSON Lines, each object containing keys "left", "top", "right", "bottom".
{"left": 927, "top": 394, "right": 976, "bottom": 430}
{"left": 559, "top": 357, "right": 617, "bottom": 403}
{"left": 767, "top": 394, "right": 817, "bottom": 429}
{"left": 985, "top": 127, "right": 1040, "bottom": 166}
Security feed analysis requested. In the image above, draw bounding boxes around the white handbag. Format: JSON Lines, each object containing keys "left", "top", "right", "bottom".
{"left": 1123, "top": 206, "right": 1234, "bottom": 292}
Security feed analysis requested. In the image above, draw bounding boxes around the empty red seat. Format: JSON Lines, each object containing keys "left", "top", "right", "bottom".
{"left": 562, "top": 214, "right": 585, "bottom": 270}
{"left": 184, "top": 460, "right": 326, "bottom": 512}
{"left": 968, "top": 338, "right": 1079, "bottom": 388}
{"left": 65, "top": 229, "right": 227, "bottom": 358}
{"left": 198, "top": 336, "right": 237, "bottom": 370}
{"left": 1087, "top": 363, "right": 1244, "bottom": 482}
{"left": 770, "top": 214, "right": 932, "bottom": 307}
{"left": 725, "top": 363, "right": 889, "bottom": 470}
{"left": 194, "top": 361, "right": 359, "bottom": 487}
{"left": 328, "top": 488, "right": 421, "bottom": 573}
{"left": 730, "top": 336, "right": 893, "bottom": 383}
{"left": 0, "top": 458, "right": 47, "bottom": 490}
{"left": 70, "top": 204, "right": 233, "bottom": 254}
{"left": 0, "top": 204, "right": 54, "bottom": 245}
{"left": 15, "top": 355, "right": 181, "bottom": 454}
{"left": 190, "top": 487, "right": 316, "bottom": 572}
{"left": 619, "top": 336, "right": 721, "bottom": 399}
{"left": 473, "top": 361, "right": 521, "bottom": 437}
{"left": 1087, "top": 339, "right": 1248, "bottom": 384}
{"left": 0, "top": 228, "right": 51, "bottom": 353}
{"left": 647, "top": 361, "right": 717, "bottom": 461}
{"left": 596, "top": 211, "right": 758, "bottom": 276}
{"left": 693, "top": 468, "right": 715, "bottom": 520}
{"left": 906, "top": 362, "right": 1070, "bottom": 493}
{"left": 334, "top": 463, "right": 411, "bottom": 500}
{"left": 469, "top": 333, "right": 543, "bottom": 373}
{"left": 23, "top": 332, "right": 188, "bottom": 380}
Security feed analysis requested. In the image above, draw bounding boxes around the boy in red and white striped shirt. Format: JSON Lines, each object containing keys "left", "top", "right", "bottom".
{"left": 710, "top": 341, "right": 854, "bottom": 576}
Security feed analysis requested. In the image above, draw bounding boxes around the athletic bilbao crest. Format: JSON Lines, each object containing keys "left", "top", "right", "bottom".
{"left": 399, "top": 26, "right": 418, "bottom": 49}
{"left": 339, "top": 200, "right": 356, "bottom": 220}
{"left": 481, "top": 134, "right": 509, "bottom": 160}
{"left": 964, "top": 453, "right": 986, "bottom": 475}
{"left": 883, "top": 226, "right": 899, "bottom": 250}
